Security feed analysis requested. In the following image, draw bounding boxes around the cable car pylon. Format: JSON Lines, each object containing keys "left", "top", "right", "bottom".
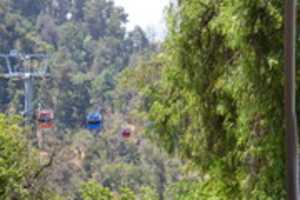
{"left": 0, "top": 50, "right": 50, "bottom": 123}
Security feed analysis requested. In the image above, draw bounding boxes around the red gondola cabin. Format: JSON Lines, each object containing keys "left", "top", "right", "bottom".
{"left": 37, "top": 110, "right": 54, "bottom": 129}
{"left": 121, "top": 128, "right": 131, "bottom": 139}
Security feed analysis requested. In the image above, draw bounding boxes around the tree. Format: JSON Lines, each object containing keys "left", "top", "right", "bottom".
{"left": 83, "top": 0, "right": 127, "bottom": 39}
{"left": 139, "top": 187, "right": 159, "bottom": 200}
{"left": 140, "top": 0, "right": 289, "bottom": 199}
{"left": 0, "top": 114, "right": 30, "bottom": 199}
{"left": 119, "top": 188, "right": 136, "bottom": 200}
{"left": 0, "top": 114, "right": 63, "bottom": 199}
{"left": 80, "top": 180, "right": 114, "bottom": 200}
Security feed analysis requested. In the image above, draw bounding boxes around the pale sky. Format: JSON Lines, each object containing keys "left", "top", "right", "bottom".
{"left": 113, "top": 0, "right": 170, "bottom": 40}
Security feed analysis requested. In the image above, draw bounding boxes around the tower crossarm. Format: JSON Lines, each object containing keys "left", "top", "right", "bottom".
{"left": 0, "top": 52, "right": 50, "bottom": 79}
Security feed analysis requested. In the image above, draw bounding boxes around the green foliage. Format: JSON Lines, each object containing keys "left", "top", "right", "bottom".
{"left": 124, "top": 0, "right": 290, "bottom": 199}
{"left": 80, "top": 181, "right": 157, "bottom": 200}
{"left": 80, "top": 180, "right": 114, "bottom": 200}
{"left": 139, "top": 187, "right": 159, "bottom": 200}
{"left": 165, "top": 180, "right": 204, "bottom": 200}
{"left": 0, "top": 114, "right": 28, "bottom": 199}
{"left": 80, "top": 181, "right": 146, "bottom": 200}
{"left": 0, "top": 114, "right": 64, "bottom": 200}
{"left": 119, "top": 187, "right": 136, "bottom": 200}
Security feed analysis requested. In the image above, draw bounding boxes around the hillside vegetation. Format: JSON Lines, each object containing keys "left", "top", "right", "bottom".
{"left": 0, "top": 0, "right": 295, "bottom": 199}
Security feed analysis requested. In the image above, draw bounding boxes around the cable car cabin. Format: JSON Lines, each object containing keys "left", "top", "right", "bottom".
{"left": 121, "top": 128, "right": 131, "bottom": 139}
{"left": 37, "top": 110, "right": 54, "bottom": 129}
{"left": 86, "top": 112, "right": 103, "bottom": 133}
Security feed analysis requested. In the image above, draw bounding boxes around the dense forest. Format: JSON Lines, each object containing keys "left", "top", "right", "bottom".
{"left": 0, "top": 0, "right": 297, "bottom": 199}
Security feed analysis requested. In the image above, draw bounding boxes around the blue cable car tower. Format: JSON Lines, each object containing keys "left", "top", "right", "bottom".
{"left": 0, "top": 50, "right": 50, "bottom": 121}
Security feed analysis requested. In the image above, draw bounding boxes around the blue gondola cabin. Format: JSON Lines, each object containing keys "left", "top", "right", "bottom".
{"left": 86, "top": 112, "right": 103, "bottom": 133}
